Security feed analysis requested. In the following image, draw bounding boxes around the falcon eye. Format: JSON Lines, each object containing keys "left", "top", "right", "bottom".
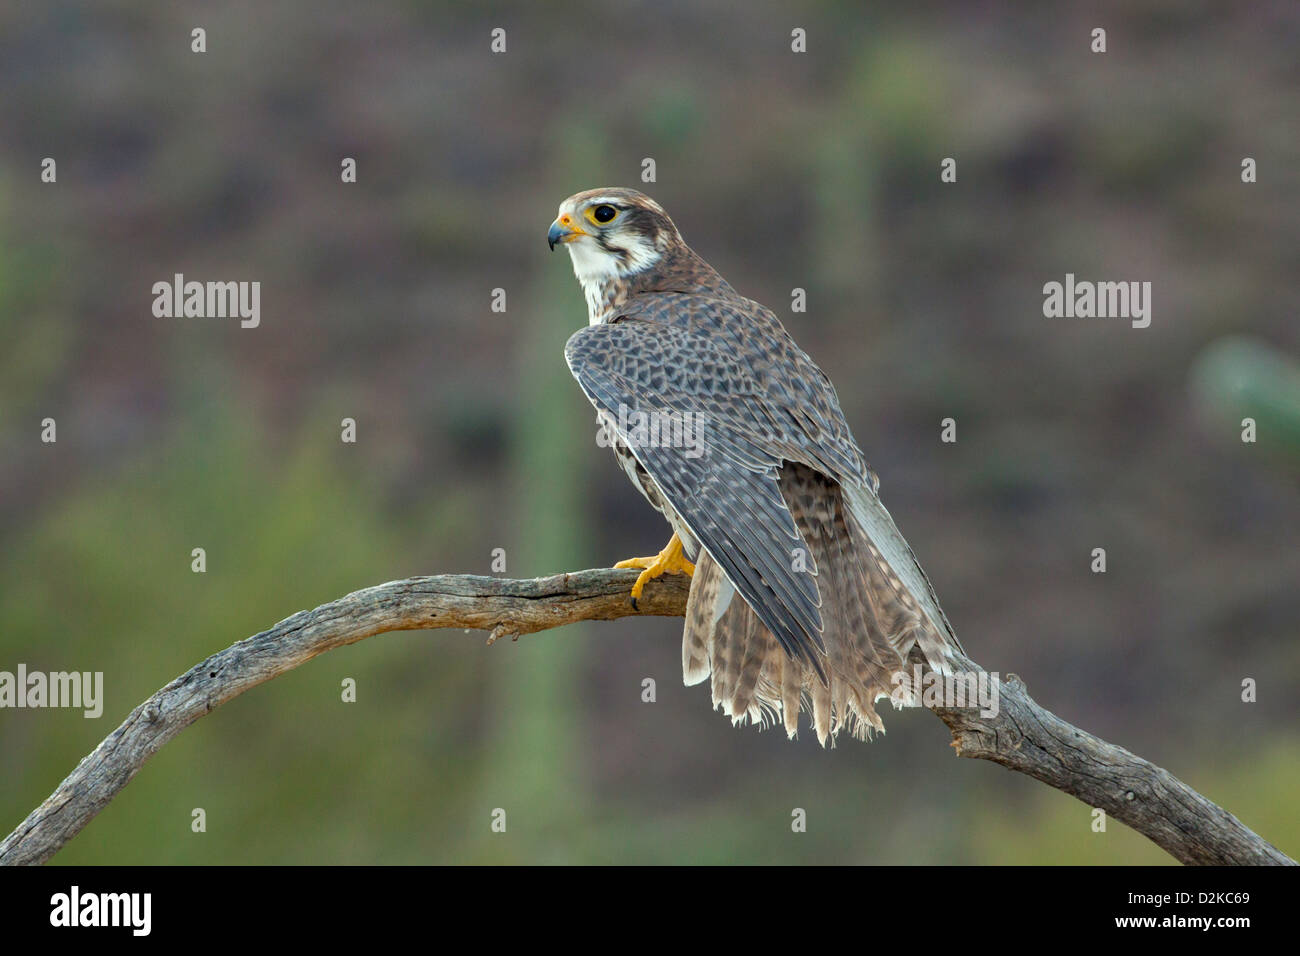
{"left": 588, "top": 204, "right": 619, "bottom": 225}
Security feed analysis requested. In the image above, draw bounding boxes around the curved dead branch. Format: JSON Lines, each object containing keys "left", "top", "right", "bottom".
{"left": 0, "top": 568, "right": 1290, "bottom": 865}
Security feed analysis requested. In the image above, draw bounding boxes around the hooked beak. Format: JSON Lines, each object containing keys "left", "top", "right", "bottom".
{"left": 547, "top": 215, "right": 588, "bottom": 251}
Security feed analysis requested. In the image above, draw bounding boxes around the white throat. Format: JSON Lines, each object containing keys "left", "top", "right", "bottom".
{"left": 566, "top": 235, "right": 661, "bottom": 325}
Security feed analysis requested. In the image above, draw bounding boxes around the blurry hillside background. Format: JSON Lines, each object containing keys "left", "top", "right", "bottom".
{"left": 1, "top": 0, "right": 1298, "bottom": 864}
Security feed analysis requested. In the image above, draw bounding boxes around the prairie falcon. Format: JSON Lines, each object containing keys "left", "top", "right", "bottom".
{"left": 549, "top": 187, "right": 963, "bottom": 745}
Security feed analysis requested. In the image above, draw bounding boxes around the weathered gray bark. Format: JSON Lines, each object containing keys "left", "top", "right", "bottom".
{"left": 931, "top": 660, "right": 1293, "bottom": 865}
{"left": 0, "top": 569, "right": 1290, "bottom": 866}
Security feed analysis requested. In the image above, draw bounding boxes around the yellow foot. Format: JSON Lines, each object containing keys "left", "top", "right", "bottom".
{"left": 615, "top": 532, "right": 696, "bottom": 609}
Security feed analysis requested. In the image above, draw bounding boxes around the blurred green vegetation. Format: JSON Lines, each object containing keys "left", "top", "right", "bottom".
{"left": 1, "top": 1, "right": 1297, "bottom": 863}
{"left": 1191, "top": 336, "right": 1300, "bottom": 465}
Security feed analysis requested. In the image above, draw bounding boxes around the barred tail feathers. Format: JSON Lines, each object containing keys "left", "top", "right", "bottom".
{"left": 679, "top": 464, "right": 962, "bottom": 745}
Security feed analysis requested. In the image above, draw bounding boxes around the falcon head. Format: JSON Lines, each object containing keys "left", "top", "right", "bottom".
{"left": 547, "top": 187, "right": 681, "bottom": 284}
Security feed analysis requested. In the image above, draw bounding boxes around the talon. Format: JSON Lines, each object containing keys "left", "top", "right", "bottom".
{"left": 616, "top": 532, "right": 695, "bottom": 608}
